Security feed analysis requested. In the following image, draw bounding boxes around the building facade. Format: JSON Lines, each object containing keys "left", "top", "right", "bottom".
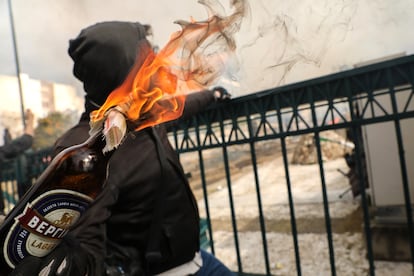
{"left": 0, "top": 74, "right": 83, "bottom": 144}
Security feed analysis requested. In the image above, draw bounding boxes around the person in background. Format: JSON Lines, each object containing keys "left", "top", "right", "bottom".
{"left": 0, "top": 109, "right": 34, "bottom": 218}
{"left": 11, "top": 21, "right": 233, "bottom": 275}
{"left": 3, "top": 128, "right": 12, "bottom": 145}
{"left": 0, "top": 109, "right": 34, "bottom": 162}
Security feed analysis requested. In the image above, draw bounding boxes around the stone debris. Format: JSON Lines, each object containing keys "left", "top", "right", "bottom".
{"left": 212, "top": 231, "right": 412, "bottom": 276}
{"left": 291, "top": 131, "right": 353, "bottom": 165}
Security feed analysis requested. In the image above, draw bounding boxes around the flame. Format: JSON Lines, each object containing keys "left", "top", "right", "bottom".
{"left": 90, "top": 0, "right": 247, "bottom": 131}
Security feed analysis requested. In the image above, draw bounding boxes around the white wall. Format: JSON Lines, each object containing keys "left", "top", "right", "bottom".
{"left": 362, "top": 91, "right": 414, "bottom": 207}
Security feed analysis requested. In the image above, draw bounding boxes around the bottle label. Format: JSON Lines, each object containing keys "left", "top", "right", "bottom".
{"left": 3, "top": 189, "right": 92, "bottom": 268}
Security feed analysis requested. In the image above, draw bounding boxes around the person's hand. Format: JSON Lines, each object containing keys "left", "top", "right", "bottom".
{"left": 10, "top": 235, "right": 87, "bottom": 276}
{"left": 212, "top": 86, "right": 232, "bottom": 102}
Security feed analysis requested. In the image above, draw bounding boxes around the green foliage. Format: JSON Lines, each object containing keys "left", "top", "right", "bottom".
{"left": 32, "top": 111, "right": 76, "bottom": 150}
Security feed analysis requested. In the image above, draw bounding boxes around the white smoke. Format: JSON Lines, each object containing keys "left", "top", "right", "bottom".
{"left": 232, "top": 0, "right": 358, "bottom": 94}
{"left": 0, "top": 0, "right": 413, "bottom": 97}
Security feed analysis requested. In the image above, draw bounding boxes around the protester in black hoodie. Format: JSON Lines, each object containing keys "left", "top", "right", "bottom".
{"left": 11, "top": 21, "right": 233, "bottom": 276}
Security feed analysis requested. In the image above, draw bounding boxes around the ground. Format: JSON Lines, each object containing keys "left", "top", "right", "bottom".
{"left": 179, "top": 134, "right": 412, "bottom": 275}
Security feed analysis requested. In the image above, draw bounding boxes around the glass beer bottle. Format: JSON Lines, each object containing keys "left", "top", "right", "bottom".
{"left": 0, "top": 130, "right": 111, "bottom": 274}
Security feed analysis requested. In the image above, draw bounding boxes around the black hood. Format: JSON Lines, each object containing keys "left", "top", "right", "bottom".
{"left": 68, "top": 21, "right": 152, "bottom": 113}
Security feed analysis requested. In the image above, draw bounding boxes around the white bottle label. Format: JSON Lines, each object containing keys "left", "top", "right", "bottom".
{"left": 3, "top": 189, "right": 92, "bottom": 268}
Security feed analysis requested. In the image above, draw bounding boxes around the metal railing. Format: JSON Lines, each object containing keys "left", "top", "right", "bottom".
{"left": 1, "top": 54, "right": 414, "bottom": 275}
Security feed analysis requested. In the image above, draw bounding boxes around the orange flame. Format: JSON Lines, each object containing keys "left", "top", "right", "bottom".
{"left": 90, "top": 0, "right": 247, "bottom": 131}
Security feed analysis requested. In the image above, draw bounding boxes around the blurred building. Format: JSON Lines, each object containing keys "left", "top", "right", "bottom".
{"left": 0, "top": 74, "right": 83, "bottom": 144}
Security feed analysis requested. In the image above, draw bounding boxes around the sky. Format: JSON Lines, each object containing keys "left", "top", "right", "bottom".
{"left": 1, "top": 0, "right": 414, "bottom": 100}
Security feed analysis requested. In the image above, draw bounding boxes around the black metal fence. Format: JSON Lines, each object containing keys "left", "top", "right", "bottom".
{"left": 1, "top": 54, "right": 414, "bottom": 275}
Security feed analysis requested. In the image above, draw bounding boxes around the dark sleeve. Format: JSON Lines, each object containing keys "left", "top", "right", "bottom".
{"left": 0, "top": 134, "right": 33, "bottom": 159}
{"left": 68, "top": 182, "right": 119, "bottom": 275}
{"left": 180, "top": 89, "right": 215, "bottom": 120}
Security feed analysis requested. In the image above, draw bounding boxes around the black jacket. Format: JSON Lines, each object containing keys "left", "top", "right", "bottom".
{"left": 53, "top": 90, "right": 216, "bottom": 275}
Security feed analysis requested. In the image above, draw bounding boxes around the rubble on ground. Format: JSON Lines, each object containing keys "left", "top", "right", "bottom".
{"left": 291, "top": 131, "right": 353, "bottom": 165}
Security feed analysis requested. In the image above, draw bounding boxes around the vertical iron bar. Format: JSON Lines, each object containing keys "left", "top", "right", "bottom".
{"left": 219, "top": 109, "right": 242, "bottom": 272}
{"left": 172, "top": 127, "right": 179, "bottom": 151}
{"left": 195, "top": 123, "right": 216, "bottom": 254}
{"left": 275, "top": 92, "right": 302, "bottom": 275}
{"left": 7, "top": 0, "right": 26, "bottom": 129}
{"left": 314, "top": 131, "right": 336, "bottom": 276}
{"left": 281, "top": 136, "right": 302, "bottom": 276}
{"left": 346, "top": 79, "right": 375, "bottom": 275}
{"left": 387, "top": 69, "right": 414, "bottom": 271}
{"left": 246, "top": 112, "right": 271, "bottom": 275}
{"left": 309, "top": 88, "right": 336, "bottom": 276}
